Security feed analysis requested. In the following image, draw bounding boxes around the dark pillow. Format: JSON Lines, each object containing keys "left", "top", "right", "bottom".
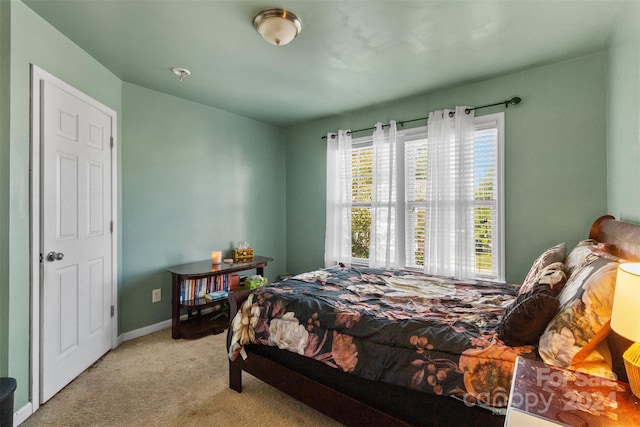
{"left": 499, "top": 286, "right": 559, "bottom": 346}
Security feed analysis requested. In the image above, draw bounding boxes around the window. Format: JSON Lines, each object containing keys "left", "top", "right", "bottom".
{"left": 340, "top": 113, "right": 504, "bottom": 281}
{"left": 350, "top": 143, "right": 373, "bottom": 260}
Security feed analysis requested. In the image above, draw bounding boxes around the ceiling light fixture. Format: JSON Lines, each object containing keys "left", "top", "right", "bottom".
{"left": 253, "top": 8, "right": 301, "bottom": 46}
{"left": 171, "top": 67, "right": 191, "bottom": 82}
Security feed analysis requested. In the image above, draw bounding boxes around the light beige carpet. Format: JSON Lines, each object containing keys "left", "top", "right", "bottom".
{"left": 23, "top": 328, "right": 342, "bottom": 426}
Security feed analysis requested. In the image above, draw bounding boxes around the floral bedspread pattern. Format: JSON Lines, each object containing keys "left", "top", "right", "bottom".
{"left": 229, "top": 266, "right": 535, "bottom": 408}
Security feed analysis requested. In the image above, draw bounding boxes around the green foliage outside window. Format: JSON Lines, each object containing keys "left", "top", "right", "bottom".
{"left": 351, "top": 147, "right": 373, "bottom": 259}
{"left": 352, "top": 208, "right": 371, "bottom": 259}
{"left": 474, "top": 169, "right": 495, "bottom": 273}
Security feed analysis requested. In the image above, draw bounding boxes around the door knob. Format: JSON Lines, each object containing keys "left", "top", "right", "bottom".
{"left": 46, "top": 252, "right": 64, "bottom": 262}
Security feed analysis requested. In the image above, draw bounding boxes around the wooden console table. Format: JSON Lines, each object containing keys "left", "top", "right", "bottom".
{"left": 167, "top": 255, "right": 272, "bottom": 339}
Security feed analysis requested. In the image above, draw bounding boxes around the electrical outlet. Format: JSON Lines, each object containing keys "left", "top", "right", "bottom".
{"left": 152, "top": 288, "right": 161, "bottom": 303}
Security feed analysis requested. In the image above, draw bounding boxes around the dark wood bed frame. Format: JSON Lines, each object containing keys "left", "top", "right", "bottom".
{"left": 227, "top": 215, "right": 638, "bottom": 426}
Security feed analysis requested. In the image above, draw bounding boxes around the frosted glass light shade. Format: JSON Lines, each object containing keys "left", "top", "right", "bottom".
{"left": 254, "top": 9, "right": 301, "bottom": 46}
{"left": 611, "top": 263, "right": 640, "bottom": 342}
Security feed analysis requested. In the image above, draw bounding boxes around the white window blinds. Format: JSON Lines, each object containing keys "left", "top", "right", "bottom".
{"left": 326, "top": 112, "right": 504, "bottom": 281}
{"left": 405, "top": 137, "right": 428, "bottom": 268}
{"left": 350, "top": 143, "right": 373, "bottom": 261}
{"left": 471, "top": 116, "right": 504, "bottom": 280}
{"left": 404, "top": 113, "right": 504, "bottom": 280}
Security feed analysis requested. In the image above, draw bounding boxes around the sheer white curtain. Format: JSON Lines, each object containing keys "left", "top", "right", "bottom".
{"left": 325, "top": 130, "right": 353, "bottom": 267}
{"left": 424, "top": 106, "right": 475, "bottom": 279}
{"left": 369, "top": 121, "right": 399, "bottom": 269}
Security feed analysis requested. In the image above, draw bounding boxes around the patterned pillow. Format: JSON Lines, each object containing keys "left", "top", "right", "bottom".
{"left": 538, "top": 254, "right": 619, "bottom": 368}
{"left": 564, "top": 240, "right": 619, "bottom": 278}
{"left": 519, "top": 243, "right": 566, "bottom": 295}
{"left": 518, "top": 261, "right": 566, "bottom": 296}
{"left": 564, "top": 239, "right": 597, "bottom": 277}
{"left": 499, "top": 263, "right": 566, "bottom": 346}
{"left": 534, "top": 262, "right": 567, "bottom": 297}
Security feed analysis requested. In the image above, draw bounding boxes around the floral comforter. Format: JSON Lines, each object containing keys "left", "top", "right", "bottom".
{"left": 229, "top": 266, "right": 535, "bottom": 408}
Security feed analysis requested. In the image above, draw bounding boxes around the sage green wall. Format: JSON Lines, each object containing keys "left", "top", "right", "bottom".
{"left": 0, "top": 0, "right": 629, "bottom": 416}
{"left": 607, "top": 0, "right": 640, "bottom": 223}
{"left": 120, "top": 83, "right": 286, "bottom": 333}
{"left": 286, "top": 53, "right": 608, "bottom": 284}
{"left": 5, "top": 0, "right": 122, "bottom": 409}
{"left": 0, "top": 0, "right": 11, "bottom": 378}
{"left": 3, "top": 0, "right": 287, "bottom": 410}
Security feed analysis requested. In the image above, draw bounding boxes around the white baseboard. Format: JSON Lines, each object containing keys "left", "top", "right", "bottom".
{"left": 13, "top": 402, "right": 33, "bottom": 426}
{"left": 116, "top": 310, "right": 220, "bottom": 345}
{"left": 116, "top": 318, "right": 172, "bottom": 345}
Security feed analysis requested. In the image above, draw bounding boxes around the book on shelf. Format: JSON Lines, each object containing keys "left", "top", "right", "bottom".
{"left": 204, "top": 290, "right": 228, "bottom": 301}
{"left": 179, "top": 272, "right": 231, "bottom": 304}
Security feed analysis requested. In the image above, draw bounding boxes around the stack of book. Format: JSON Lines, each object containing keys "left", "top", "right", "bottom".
{"left": 179, "top": 273, "right": 230, "bottom": 304}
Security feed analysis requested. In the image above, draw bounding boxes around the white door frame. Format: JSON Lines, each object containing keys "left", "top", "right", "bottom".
{"left": 29, "top": 64, "right": 118, "bottom": 412}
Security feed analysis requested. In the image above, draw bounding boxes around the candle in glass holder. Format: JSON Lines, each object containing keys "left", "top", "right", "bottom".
{"left": 211, "top": 251, "right": 222, "bottom": 264}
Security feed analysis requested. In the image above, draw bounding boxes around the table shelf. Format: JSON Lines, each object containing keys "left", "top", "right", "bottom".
{"left": 167, "top": 255, "right": 272, "bottom": 339}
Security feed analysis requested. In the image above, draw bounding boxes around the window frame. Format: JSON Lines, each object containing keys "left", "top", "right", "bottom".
{"left": 344, "top": 112, "right": 505, "bottom": 282}
{"left": 472, "top": 113, "right": 505, "bottom": 282}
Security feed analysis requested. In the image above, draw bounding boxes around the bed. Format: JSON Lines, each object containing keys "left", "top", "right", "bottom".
{"left": 227, "top": 215, "right": 637, "bottom": 426}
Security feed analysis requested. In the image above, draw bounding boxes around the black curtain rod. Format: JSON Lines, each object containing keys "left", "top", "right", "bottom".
{"left": 322, "top": 96, "right": 521, "bottom": 140}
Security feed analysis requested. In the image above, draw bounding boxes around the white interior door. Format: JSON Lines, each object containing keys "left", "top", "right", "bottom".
{"left": 40, "top": 79, "right": 114, "bottom": 403}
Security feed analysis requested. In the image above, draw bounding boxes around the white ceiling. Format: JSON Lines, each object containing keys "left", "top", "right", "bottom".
{"left": 23, "top": 0, "right": 624, "bottom": 127}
